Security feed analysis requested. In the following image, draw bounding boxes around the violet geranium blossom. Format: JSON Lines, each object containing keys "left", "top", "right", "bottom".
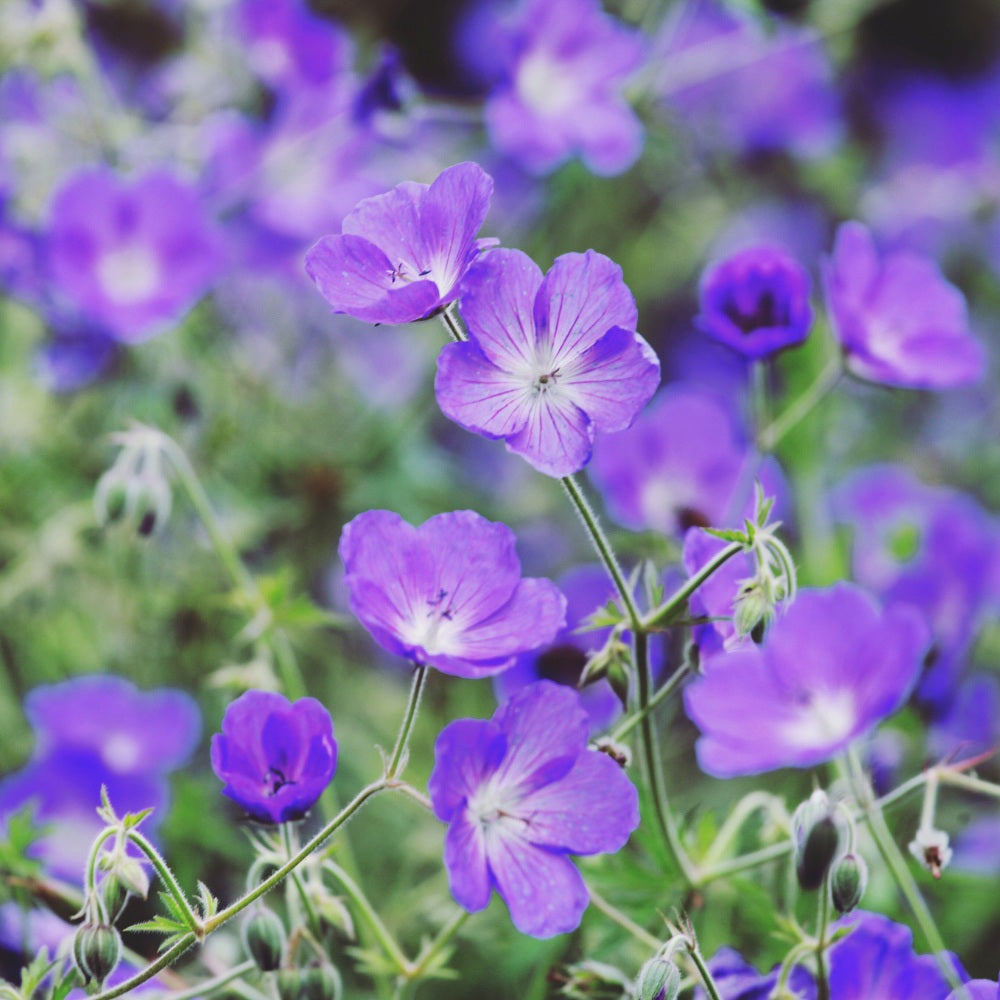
{"left": 428, "top": 681, "right": 639, "bottom": 937}
{"left": 305, "top": 161, "right": 495, "bottom": 325}
{"left": 339, "top": 509, "right": 566, "bottom": 678}
{"left": 435, "top": 248, "right": 660, "bottom": 478}
{"left": 211, "top": 690, "right": 337, "bottom": 824}
{"left": 696, "top": 245, "right": 813, "bottom": 359}
{"left": 823, "top": 221, "right": 986, "bottom": 388}
{"left": 683, "top": 583, "right": 929, "bottom": 777}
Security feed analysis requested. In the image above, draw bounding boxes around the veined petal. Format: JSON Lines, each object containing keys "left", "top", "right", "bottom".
{"left": 429, "top": 718, "right": 507, "bottom": 822}
{"left": 341, "top": 181, "right": 428, "bottom": 273}
{"left": 505, "top": 388, "right": 594, "bottom": 477}
{"left": 518, "top": 749, "right": 639, "bottom": 854}
{"left": 560, "top": 325, "right": 660, "bottom": 432}
{"left": 487, "top": 832, "right": 589, "bottom": 938}
{"left": 444, "top": 810, "right": 494, "bottom": 912}
{"left": 459, "top": 248, "right": 544, "bottom": 370}
{"left": 534, "top": 251, "right": 638, "bottom": 360}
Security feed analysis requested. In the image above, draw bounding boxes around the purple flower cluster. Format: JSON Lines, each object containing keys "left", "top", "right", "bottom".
{"left": 428, "top": 681, "right": 639, "bottom": 937}
{"left": 211, "top": 691, "right": 337, "bottom": 824}
{"left": 339, "top": 509, "right": 566, "bottom": 678}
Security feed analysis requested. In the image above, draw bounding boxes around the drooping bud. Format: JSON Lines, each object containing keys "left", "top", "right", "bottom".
{"left": 635, "top": 954, "right": 682, "bottom": 1000}
{"left": 302, "top": 962, "right": 343, "bottom": 1000}
{"left": 732, "top": 581, "right": 776, "bottom": 645}
{"left": 242, "top": 908, "right": 286, "bottom": 972}
{"left": 830, "top": 852, "right": 868, "bottom": 914}
{"left": 72, "top": 923, "right": 122, "bottom": 987}
{"left": 276, "top": 970, "right": 303, "bottom": 1000}
{"left": 791, "top": 790, "right": 841, "bottom": 891}
{"left": 909, "top": 827, "right": 953, "bottom": 879}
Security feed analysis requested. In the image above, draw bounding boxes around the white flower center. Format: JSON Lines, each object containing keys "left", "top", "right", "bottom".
{"left": 249, "top": 37, "right": 291, "bottom": 79}
{"left": 103, "top": 732, "right": 141, "bottom": 771}
{"left": 781, "top": 688, "right": 856, "bottom": 749}
{"left": 402, "top": 587, "right": 461, "bottom": 656}
{"left": 516, "top": 50, "right": 578, "bottom": 117}
{"left": 97, "top": 244, "right": 161, "bottom": 306}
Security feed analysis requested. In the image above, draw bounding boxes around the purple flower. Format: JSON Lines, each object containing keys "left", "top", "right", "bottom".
{"left": 339, "top": 509, "right": 566, "bottom": 678}
{"left": 684, "top": 584, "right": 929, "bottom": 777}
{"left": 947, "top": 984, "right": 998, "bottom": 1000}
{"left": 822, "top": 221, "right": 986, "bottom": 388}
{"left": 210, "top": 690, "right": 337, "bottom": 824}
{"left": 696, "top": 246, "right": 813, "bottom": 359}
{"left": 304, "top": 162, "right": 494, "bottom": 325}
{"left": 427, "top": 680, "right": 639, "bottom": 937}
{"left": 46, "top": 167, "right": 220, "bottom": 342}
{"left": 589, "top": 387, "right": 783, "bottom": 535}
{"left": 694, "top": 946, "right": 814, "bottom": 999}
{"left": 482, "top": 0, "right": 646, "bottom": 175}
{"left": 435, "top": 248, "right": 660, "bottom": 478}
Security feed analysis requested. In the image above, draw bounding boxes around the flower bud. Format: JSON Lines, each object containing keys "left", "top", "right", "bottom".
{"left": 303, "top": 962, "right": 343, "bottom": 1000}
{"left": 830, "top": 852, "right": 868, "bottom": 914}
{"left": 115, "top": 856, "right": 151, "bottom": 899}
{"left": 276, "top": 970, "right": 303, "bottom": 1000}
{"left": 242, "top": 908, "right": 286, "bottom": 972}
{"left": 635, "top": 955, "right": 682, "bottom": 1000}
{"left": 98, "top": 874, "right": 129, "bottom": 923}
{"left": 72, "top": 923, "right": 122, "bottom": 987}
{"left": 791, "top": 790, "right": 841, "bottom": 891}
{"left": 732, "top": 582, "right": 775, "bottom": 645}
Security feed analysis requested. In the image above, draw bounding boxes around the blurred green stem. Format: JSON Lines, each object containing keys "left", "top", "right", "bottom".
{"left": 815, "top": 873, "right": 831, "bottom": 1000}
{"left": 386, "top": 665, "right": 427, "bottom": 779}
{"left": 642, "top": 540, "right": 743, "bottom": 629}
{"left": 586, "top": 885, "right": 661, "bottom": 950}
{"left": 757, "top": 356, "right": 841, "bottom": 452}
{"left": 147, "top": 960, "right": 257, "bottom": 1000}
{"left": 440, "top": 304, "right": 467, "bottom": 343}
{"left": 127, "top": 830, "right": 201, "bottom": 933}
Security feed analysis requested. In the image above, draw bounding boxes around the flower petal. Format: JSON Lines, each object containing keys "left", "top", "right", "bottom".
{"left": 444, "top": 810, "right": 493, "bottom": 912}
{"left": 505, "top": 387, "right": 594, "bottom": 477}
{"left": 428, "top": 718, "right": 507, "bottom": 822}
{"left": 341, "top": 181, "right": 428, "bottom": 272}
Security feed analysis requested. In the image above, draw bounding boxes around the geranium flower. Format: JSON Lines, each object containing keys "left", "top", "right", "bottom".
{"left": 435, "top": 248, "right": 660, "bottom": 478}
{"left": 696, "top": 245, "right": 813, "bottom": 359}
{"left": 683, "top": 584, "right": 929, "bottom": 777}
{"left": 210, "top": 690, "right": 337, "bottom": 824}
{"left": 427, "top": 681, "right": 639, "bottom": 937}
{"left": 823, "top": 221, "right": 986, "bottom": 388}
{"left": 339, "top": 509, "right": 566, "bottom": 678}
{"left": 46, "top": 167, "right": 220, "bottom": 342}
{"left": 305, "top": 161, "right": 495, "bottom": 325}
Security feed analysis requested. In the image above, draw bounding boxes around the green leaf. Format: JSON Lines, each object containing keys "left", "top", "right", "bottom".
{"left": 703, "top": 526, "right": 748, "bottom": 544}
{"left": 127, "top": 914, "right": 189, "bottom": 937}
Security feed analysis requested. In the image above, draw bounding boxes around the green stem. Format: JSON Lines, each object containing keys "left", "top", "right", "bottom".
{"left": 816, "top": 873, "right": 831, "bottom": 1000}
{"left": 684, "top": 940, "right": 723, "bottom": 1000}
{"left": 83, "top": 829, "right": 117, "bottom": 897}
{"left": 696, "top": 840, "right": 792, "bottom": 885}
{"left": 757, "top": 356, "right": 842, "bottom": 452}
{"left": 642, "top": 541, "right": 744, "bottom": 629}
{"left": 843, "top": 749, "right": 962, "bottom": 991}
{"left": 127, "top": 831, "right": 201, "bottom": 933}
{"left": 386, "top": 665, "right": 428, "bottom": 779}
{"left": 586, "top": 886, "right": 661, "bottom": 951}
{"left": 701, "top": 791, "right": 787, "bottom": 869}
{"left": 937, "top": 769, "right": 1000, "bottom": 800}
{"left": 440, "top": 305, "right": 467, "bottom": 343}
{"left": 406, "top": 908, "right": 469, "bottom": 981}
{"left": 560, "top": 473, "right": 640, "bottom": 630}
{"left": 322, "top": 860, "right": 410, "bottom": 975}
{"left": 89, "top": 933, "right": 198, "bottom": 1000}
{"left": 281, "top": 823, "right": 322, "bottom": 939}
{"left": 149, "top": 960, "right": 257, "bottom": 1000}
{"left": 610, "top": 660, "right": 691, "bottom": 742}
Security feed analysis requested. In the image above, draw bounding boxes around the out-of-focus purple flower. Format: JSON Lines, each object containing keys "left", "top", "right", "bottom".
{"left": 928, "top": 674, "right": 999, "bottom": 761}
{"left": 339, "top": 509, "right": 566, "bottom": 678}
{"left": 36, "top": 325, "right": 120, "bottom": 392}
{"left": 822, "top": 221, "right": 986, "bottom": 388}
{"left": 953, "top": 816, "right": 1000, "bottom": 875}
{"left": 589, "top": 386, "right": 782, "bottom": 536}
{"left": 696, "top": 246, "right": 812, "bottom": 359}
{"left": 694, "top": 945, "right": 815, "bottom": 999}
{"left": 684, "top": 584, "right": 928, "bottom": 777}
{"left": 657, "top": 1, "right": 841, "bottom": 159}
{"left": 831, "top": 464, "right": 1000, "bottom": 706}
{"left": 436, "top": 248, "right": 660, "bottom": 478}
{"left": 828, "top": 910, "right": 967, "bottom": 998}
{"left": 353, "top": 47, "right": 410, "bottom": 123}
{"left": 235, "top": 0, "right": 349, "bottom": 93}
{"left": 46, "top": 167, "right": 220, "bottom": 342}
{"left": 210, "top": 690, "right": 337, "bottom": 824}
{"left": 947, "top": 983, "right": 999, "bottom": 1000}
{"left": 305, "top": 161, "right": 494, "bottom": 325}
{"left": 481, "top": 0, "right": 645, "bottom": 175}
{"left": 26, "top": 675, "right": 200, "bottom": 774}
{"left": 427, "top": 680, "right": 639, "bottom": 937}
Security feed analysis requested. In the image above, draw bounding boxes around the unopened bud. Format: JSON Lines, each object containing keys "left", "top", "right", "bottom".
{"left": 116, "top": 856, "right": 151, "bottom": 899}
{"left": 791, "top": 790, "right": 841, "bottom": 891}
{"left": 72, "top": 923, "right": 122, "bottom": 987}
{"left": 830, "top": 852, "right": 868, "bottom": 914}
{"left": 303, "top": 962, "right": 342, "bottom": 1000}
{"left": 909, "top": 827, "right": 952, "bottom": 879}
{"left": 635, "top": 955, "right": 682, "bottom": 1000}
{"left": 732, "top": 582, "right": 775, "bottom": 645}
{"left": 276, "top": 969, "right": 303, "bottom": 1000}
{"left": 242, "top": 908, "right": 286, "bottom": 972}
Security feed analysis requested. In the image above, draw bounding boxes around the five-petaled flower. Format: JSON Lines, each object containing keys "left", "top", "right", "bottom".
{"left": 305, "top": 161, "right": 495, "bottom": 326}
{"left": 428, "top": 681, "right": 640, "bottom": 938}
{"left": 211, "top": 690, "right": 338, "bottom": 824}
{"left": 435, "top": 248, "right": 660, "bottom": 478}
{"left": 339, "top": 509, "right": 566, "bottom": 678}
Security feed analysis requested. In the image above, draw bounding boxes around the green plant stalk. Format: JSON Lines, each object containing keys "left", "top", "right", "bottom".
{"left": 160, "top": 435, "right": 306, "bottom": 700}
{"left": 386, "top": 665, "right": 428, "bottom": 779}
{"left": 440, "top": 305, "right": 467, "bottom": 343}
{"left": 585, "top": 885, "right": 661, "bottom": 951}
{"left": 148, "top": 960, "right": 257, "bottom": 1000}
{"left": 610, "top": 660, "right": 691, "bottom": 742}
{"left": 843, "top": 748, "right": 962, "bottom": 991}
{"left": 89, "top": 933, "right": 198, "bottom": 1000}
{"left": 937, "top": 769, "right": 1000, "bottom": 799}
{"left": 642, "top": 541, "right": 744, "bottom": 629}
{"left": 701, "top": 791, "right": 787, "bottom": 869}
{"left": 816, "top": 873, "right": 831, "bottom": 1000}
{"left": 684, "top": 939, "right": 723, "bottom": 1000}
{"left": 757, "top": 355, "right": 842, "bottom": 452}
{"left": 281, "top": 823, "right": 322, "bottom": 939}
{"left": 83, "top": 828, "right": 117, "bottom": 898}
{"left": 405, "top": 908, "right": 469, "bottom": 982}
{"left": 127, "top": 830, "right": 201, "bottom": 932}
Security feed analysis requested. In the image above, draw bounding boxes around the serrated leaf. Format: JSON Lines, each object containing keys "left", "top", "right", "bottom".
{"left": 703, "top": 526, "right": 748, "bottom": 544}
{"left": 344, "top": 945, "right": 400, "bottom": 979}
{"left": 127, "top": 915, "right": 189, "bottom": 936}
{"left": 581, "top": 600, "right": 627, "bottom": 630}
{"left": 122, "top": 807, "right": 154, "bottom": 830}
{"left": 49, "top": 966, "right": 81, "bottom": 1000}
{"left": 18, "top": 948, "right": 56, "bottom": 999}
{"left": 196, "top": 881, "right": 218, "bottom": 919}
{"left": 158, "top": 890, "right": 190, "bottom": 924}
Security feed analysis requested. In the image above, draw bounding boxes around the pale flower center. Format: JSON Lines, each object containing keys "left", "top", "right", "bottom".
{"left": 516, "top": 50, "right": 578, "bottom": 117}
{"left": 781, "top": 688, "right": 856, "bottom": 749}
{"left": 403, "top": 587, "right": 461, "bottom": 656}
{"left": 97, "top": 244, "right": 161, "bottom": 306}
{"left": 103, "top": 732, "right": 141, "bottom": 771}
{"left": 249, "top": 37, "right": 291, "bottom": 79}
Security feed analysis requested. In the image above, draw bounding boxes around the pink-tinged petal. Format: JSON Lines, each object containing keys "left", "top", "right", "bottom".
{"left": 459, "top": 248, "right": 544, "bottom": 370}
{"left": 428, "top": 718, "right": 506, "bottom": 822}
{"left": 444, "top": 810, "right": 493, "bottom": 912}
{"left": 305, "top": 234, "right": 440, "bottom": 323}
{"left": 534, "top": 251, "right": 638, "bottom": 361}
{"left": 493, "top": 681, "right": 589, "bottom": 795}
{"left": 487, "top": 832, "right": 589, "bottom": 937}
{"left": 435, "top": 340, "right": 534, "bottom": 438}
{"left": 505, "top": 389, "right": 594, "bottom": 477}
{"left": 518, "top": 749, "right": 639, "bottom": 854}
{"left": 420, "top": 162, "right": 495, "bottom": 301}
{"left": 341, "top": 180, "right": 428, "bottom": 273}
{"left": 560, "top": 326, "right": 660, "bottom": 432}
